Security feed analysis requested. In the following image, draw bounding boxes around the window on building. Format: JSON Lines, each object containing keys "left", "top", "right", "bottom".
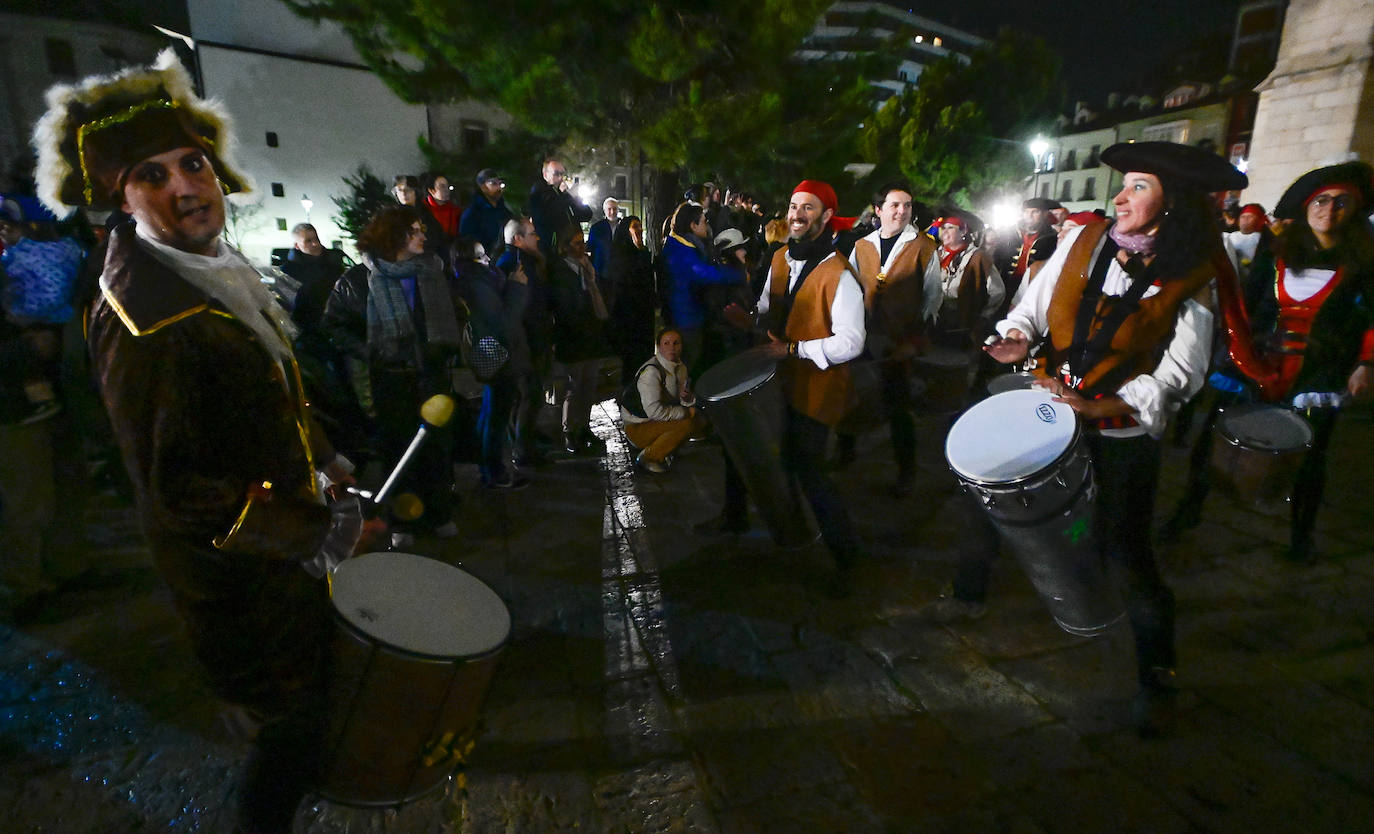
{"left": 276, "top": 218, "right": 288, "bottom": 231}
{"left": 614, "top": 144, "right": 626, "bottom": 166}
{"left": 1085, "top": 145, "right": 1100, "bottom": 167}
{"left": 1060, "top": 180, "right": 1073, "bottom": 202}
{"left": 461, "top": 120, "right": 489, "bottom": 153}
{"left": 1039, "top": 182, "right": 1050, "bottom": 199}
{"left": 266, "top": 132, "right": 279, "bottom": 148}
{"left": 45, "top": 39, "right": 76, "bottom": 78}
{"left": 1042, "top": 151, "right": 1055, "bottom": 172}
{"left": 932, "top": 37, "right": 943, "bottom": 47}
{"left": 271, "top": 182, "right": 285, "bottom": 198}
{"left": 613, "top": 175, "right": 628, "bottom": 200}
{"left": 1063, "top": 149, "right": 1077, "bottom": 171}
{"left": 1141, "top": 120, "right": 1190, "bottom": 144}
{"left": 1081, "top": 178, "right": 1096, "bottom": 201}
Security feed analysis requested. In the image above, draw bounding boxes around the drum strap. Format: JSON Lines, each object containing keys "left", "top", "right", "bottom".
{"left": 1067, "top": 239, "right": 1157, "bottom": 396}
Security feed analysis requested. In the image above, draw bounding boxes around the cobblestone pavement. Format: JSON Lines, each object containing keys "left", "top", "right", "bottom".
{"left": 2, "top": 393, "right": 1372, "bottom": 833}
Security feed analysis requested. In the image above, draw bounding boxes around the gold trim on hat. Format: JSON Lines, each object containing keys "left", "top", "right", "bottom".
{"left": 77, "top": 98, "right": 183, "bottom": 204}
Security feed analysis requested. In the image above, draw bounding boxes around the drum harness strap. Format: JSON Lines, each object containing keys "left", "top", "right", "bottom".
{"left": 1066, "top": 237, "right": 1159, "bottom": 399}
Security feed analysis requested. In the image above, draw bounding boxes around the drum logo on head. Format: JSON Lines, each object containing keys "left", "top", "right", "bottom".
{"left": 1036, "top": 403, "right": 1057, "bottom": 424}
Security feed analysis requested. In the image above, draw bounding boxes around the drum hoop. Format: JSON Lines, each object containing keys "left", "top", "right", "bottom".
{"left": 331, "top": 608, "right": 510, "bottom": 663}
{"left": 1215, "top": 405, "right": 1314, "bottom": 454}
{"left": 700, "top": 369, "right": 775, "bottom": 403}
{"left": 950, "top": 417, "right": 1084, "bottom": 489}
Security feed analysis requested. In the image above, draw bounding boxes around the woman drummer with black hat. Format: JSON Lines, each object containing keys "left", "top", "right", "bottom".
{"left": 983, "top": 141, "right": 1244, "bottom": 735}
{"left": 1163, "top": 160, "right": 1374, "bottom": 559}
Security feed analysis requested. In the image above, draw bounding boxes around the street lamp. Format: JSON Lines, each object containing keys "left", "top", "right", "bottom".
{"left": 300, "top": 194, "right": 313, "bottom": 222}
{"left": 1029, "top": 136, "right": 1049, "bottom": 199}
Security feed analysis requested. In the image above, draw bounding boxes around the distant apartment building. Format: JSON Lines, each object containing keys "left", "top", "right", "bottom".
{"left": 1027, "top": 0, "right": 1286, "bottom": 212}
{"left": 801, "top": 1, "right": 985, "bottom": 102}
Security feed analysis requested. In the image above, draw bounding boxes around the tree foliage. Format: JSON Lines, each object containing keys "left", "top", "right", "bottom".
{"left": 857, "top": 29, "right": 1062, "bottom": 210}
{"left": 331, "top": 165, "right": 392, "bottom": 240}
{"left": 281, "top": 0, "right": 883, "bottom": 206}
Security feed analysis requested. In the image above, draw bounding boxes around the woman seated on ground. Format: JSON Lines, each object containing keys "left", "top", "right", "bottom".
{"left": 620, "top": 328, "right": 705, "bottom": 473}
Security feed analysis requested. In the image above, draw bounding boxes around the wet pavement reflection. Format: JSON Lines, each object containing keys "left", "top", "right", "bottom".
{"left": 4, "top": 398, "right": 1374, "bottom": 832}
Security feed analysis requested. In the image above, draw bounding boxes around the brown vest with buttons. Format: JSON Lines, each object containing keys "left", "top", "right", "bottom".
{"left": 767, "top": 247, "right": 855, "bottom": 426}
{"left": 852, "top": 232, "right": 936, "bottom": 340}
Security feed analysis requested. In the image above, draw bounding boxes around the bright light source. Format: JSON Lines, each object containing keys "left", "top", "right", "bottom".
{"left": 1235, "top": 156, "right": 1250, "bottom": 173}
{"left": 300, "top": 194, "right": 313, "bottom": 214}
{"left": 578, "top": 184, "right": 595, "bottom": 203}
{"left": 990, "top": 201, "right": 1018, "bottom": 229}
{"left": 914, "top": 35, "right": 924, "bottom": 44}
{"left": 1029, "top": 136, "right": 1049, "bottom": 160}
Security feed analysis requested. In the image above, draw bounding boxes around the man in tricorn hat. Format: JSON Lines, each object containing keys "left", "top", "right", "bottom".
{"left": 33, "top": 51, "right": 370, "bottom": 832}
{"left": 1005, "top": 196, "right": 1059, "bottom": 299}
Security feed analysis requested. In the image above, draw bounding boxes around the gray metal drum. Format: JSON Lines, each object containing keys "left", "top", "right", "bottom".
{"left": 945, "top": 390, "right": 1125, "bottom": 637}
{"left": 915, "top": 345, "right": 974, "bottom": 412}
{"left": 697, "top": 347, "right": 817, "bottom": 548}
{"left": 1210, "top": 403, "right": 1313, "bottom": 504}
{"left": 986, "top": 371, "right": 1038, "bottom": 396}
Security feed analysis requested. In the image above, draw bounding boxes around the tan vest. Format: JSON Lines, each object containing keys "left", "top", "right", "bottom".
{"left": 1043, "top": 222, "right": 1213, "bottom": 394}
{"left": 852, "top": 232, "right": 936, "bottom": 339}
{"left": 767, "top": 248, "right": 855, "bottom": 426}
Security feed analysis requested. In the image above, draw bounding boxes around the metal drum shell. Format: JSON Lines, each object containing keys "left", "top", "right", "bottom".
{"left": 915, "top": 347, "right": 974, "bottom": 412}
{"left": 697, "top": 347, "right": 817, "bottom": 548}
{"left": 946, "top": 391, "right": 1124, "bottom": 637}
{"left": 957, "top": 419, "right": 1091, "bottom": 525}
{"left": 1209, "top": 404, "right": 1313, "bottom": 504}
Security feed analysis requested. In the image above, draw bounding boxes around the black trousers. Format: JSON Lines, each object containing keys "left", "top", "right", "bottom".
{"left": 954, "top": 432, "right": 1175, "bottom": 684}
{"left": 720, "top": 408, "right": 861, "bottom": 567}
{"left": 835, "top": 358, "right": 916, "bottom": 477}
{"left": 783, "top": 408, "right": 862, "bottom": 568}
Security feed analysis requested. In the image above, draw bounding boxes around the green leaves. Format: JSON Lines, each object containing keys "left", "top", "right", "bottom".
{"left": 281, "top": 0, "right": 865, "bottom": 201}
{"left": 858, "top": 28, "right": 1061, "bottom": 210}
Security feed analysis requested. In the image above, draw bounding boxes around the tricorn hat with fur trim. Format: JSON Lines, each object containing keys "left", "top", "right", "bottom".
{"left": 32, "top": 49, "right": 250, "bottom": 217}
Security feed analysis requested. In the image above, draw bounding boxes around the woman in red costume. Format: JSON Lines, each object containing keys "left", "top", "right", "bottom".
{"left": 1164, "top": 161, "right": 1374, "bottom": 560}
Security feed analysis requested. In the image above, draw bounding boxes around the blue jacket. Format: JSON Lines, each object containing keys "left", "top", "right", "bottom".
{"left": 587, "top": 218, "right": 615, "bottom": 280}
{"left": 662, "top": 233, "right": 742, "bottom": 329}
{"left": 459, "top": 191, "right": 515, "bottom": 255}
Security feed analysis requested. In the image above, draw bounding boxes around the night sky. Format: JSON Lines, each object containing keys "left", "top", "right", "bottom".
{"left": 13, "top": 0, "right": 1247, "bottom": 107}
{"left": 931, "top": 0, "right": 1247, "bottom": 103}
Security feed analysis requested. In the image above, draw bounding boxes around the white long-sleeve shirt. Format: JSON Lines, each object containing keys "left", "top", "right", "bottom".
{"left": 995, "top": 226, "right": 1213, "bottom": 439}
{"left": 756, "top": 250, "right": 866, "bottom": 369}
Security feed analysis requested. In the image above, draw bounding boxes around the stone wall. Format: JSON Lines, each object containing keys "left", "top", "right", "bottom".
{"left": 1245, "top": 0, "right": 1374, "bottom": 207}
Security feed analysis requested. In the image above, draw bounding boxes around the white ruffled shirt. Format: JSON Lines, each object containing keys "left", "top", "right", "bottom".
{"left": 995, "top": 225, "right": 1213, "bottom": 439}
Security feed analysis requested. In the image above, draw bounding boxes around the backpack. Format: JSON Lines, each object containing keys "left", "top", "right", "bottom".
{"left": 454, "top": 296, "right": 509, "bottom": 382}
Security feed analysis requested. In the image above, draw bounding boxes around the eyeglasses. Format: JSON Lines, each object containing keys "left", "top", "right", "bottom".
{"left": 1310, "top": 193, "right": 1354, "bottom": 210}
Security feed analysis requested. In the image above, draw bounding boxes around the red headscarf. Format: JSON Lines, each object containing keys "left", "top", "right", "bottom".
{"left": 792, "top": 180, "right": 839, "bottom": 231}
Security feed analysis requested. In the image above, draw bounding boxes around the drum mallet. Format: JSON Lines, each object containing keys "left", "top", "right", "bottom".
{"left": 372, "top": 394, "right": 456, "bottom": 506}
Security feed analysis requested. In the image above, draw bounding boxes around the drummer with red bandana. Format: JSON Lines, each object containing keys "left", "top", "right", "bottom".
{"left": 980, "top": 142, "right": 1240, "bottom": 737}
{"left": 756, "top": 180, "right": 867, "bottom": 597}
